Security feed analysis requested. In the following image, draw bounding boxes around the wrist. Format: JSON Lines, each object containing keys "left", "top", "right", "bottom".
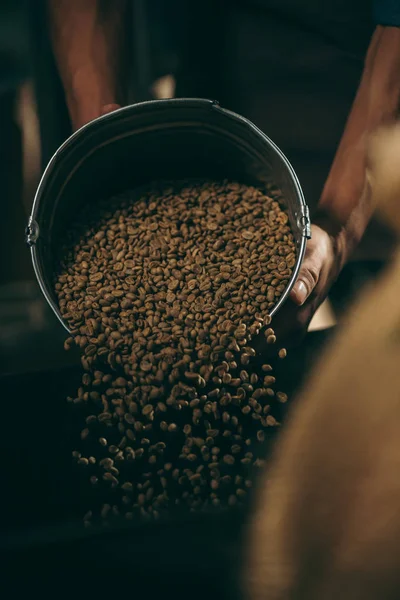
{"left": 311, "top": 214, "right": 349, "bottom": 275}
{"left": 66, "top": 69, "right": 119, "bottom": 130}
{"left": 315, "top": 170, "right": 373, "bottom": 271}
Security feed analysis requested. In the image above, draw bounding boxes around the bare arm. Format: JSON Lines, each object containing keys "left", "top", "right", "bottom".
{"left": 315, "top": 25, "right": 400, "bottom": 269}
{"left": 47, "top": 0, "right": 127, "bottom": 130}
{"left": 286, "top": 25, "right": 400, "bottom": 338}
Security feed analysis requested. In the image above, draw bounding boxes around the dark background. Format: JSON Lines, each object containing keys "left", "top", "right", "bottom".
{"left": 0, "top": 2, "right": 393, "bottom": 593}
{"left": 0, "top": 0, "right": 384, "bottom": 378}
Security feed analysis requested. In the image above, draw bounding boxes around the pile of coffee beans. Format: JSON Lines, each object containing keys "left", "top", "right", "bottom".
{"left": 55, "top": 179, "right": 295, "bottom": 524}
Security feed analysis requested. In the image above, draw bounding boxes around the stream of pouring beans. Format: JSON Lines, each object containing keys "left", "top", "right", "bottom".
{"left": 55, "top": 179, "right": 294, "bottom": 524}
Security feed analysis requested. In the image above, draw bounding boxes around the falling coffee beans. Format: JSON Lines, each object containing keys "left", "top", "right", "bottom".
{"left": 55, "top": 179, "right": 295, "bottom": 524}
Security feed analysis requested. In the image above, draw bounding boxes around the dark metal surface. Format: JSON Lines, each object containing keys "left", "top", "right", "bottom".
{"left": 27, "top": 98, "right": 310, "bottom": 333}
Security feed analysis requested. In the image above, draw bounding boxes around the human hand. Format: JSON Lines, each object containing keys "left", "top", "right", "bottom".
{"left": 71, "top": 103, "right": 121, "bottom": 132}
{"left": 271, "top": 223, "right": 340, "bottom": 346}
{"left": 100, "top": 103, "right": 121, "bottom": 118}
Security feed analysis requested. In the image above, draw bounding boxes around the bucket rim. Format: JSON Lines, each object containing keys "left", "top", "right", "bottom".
{"left": 27, "top": 98, "right": 310, "bottom": 333}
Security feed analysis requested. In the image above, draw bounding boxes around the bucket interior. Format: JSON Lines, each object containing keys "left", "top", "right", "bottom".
{"left": 29, "top": 100, "right": 307, "bottom": 330}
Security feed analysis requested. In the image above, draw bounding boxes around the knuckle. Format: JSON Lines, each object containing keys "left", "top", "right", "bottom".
{"left": 300, "top": 263, "right": 320, "bottom": 292}
{"left": 307, "top": 264, "right": 320, "bottom": 286}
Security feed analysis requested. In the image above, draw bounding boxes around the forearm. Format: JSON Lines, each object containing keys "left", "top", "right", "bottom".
{"left": 47, "top": 0, "right": 127, "bottom": 130}
{"left": 315, "top": 26, "right": 400, "bottom": 268}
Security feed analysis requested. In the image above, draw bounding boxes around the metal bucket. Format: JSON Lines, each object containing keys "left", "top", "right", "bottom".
{"left": 26, "top": 98, "right": 310, "bottom": 333}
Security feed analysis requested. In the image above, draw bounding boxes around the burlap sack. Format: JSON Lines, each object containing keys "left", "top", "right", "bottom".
{"left": 247, "top": 125, "right": 400, "bottom": 600}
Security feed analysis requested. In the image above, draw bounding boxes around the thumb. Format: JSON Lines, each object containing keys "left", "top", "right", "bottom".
{"left": 290, "top": 261, "right": 320, "bottom": 306}
{"left": 100, "top": 103, "right": 121, "bottom": 116}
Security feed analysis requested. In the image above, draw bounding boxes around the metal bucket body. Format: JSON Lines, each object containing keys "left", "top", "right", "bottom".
{"left": 26, "top": 98, "right": 310, "bottom": 333}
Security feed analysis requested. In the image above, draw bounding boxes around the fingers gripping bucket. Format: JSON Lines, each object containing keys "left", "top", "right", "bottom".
{"left": 26, "top": 98, "right": 310, "bottom": 333}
